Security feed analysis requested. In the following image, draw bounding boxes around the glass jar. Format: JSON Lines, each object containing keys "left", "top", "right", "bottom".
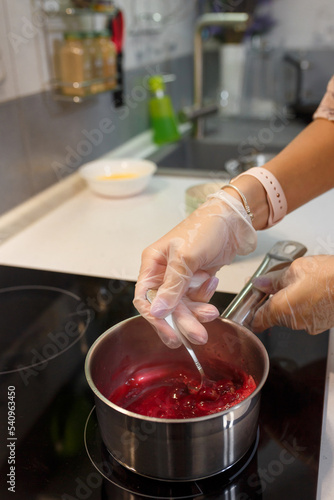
{"left": 59, "top": 32, "right": 91, "bottom": 96}
{"left": 90, "top": 30, "right": 117, "bottom": 93}
{"left": 82, "top": 31, "right": 96, "bottom": 94}
{"left": 92, "top": 1, "right": 115, "bottom": 13}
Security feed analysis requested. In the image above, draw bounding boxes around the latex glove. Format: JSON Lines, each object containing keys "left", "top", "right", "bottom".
{"left": 251, "top": 255, "right": 334, "bottom": 335}
{"left": 134, "top": 191, "right": 257, "bottom": 348}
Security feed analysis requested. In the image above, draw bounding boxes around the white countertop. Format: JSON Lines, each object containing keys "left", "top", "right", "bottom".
{"left": 0, "top": 170, "right": 333, "bottom": 295}
{"left": 0, "top": 131, "right": 333, "bottom": 497}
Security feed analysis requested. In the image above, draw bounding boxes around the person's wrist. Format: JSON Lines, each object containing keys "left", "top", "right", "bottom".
{"left": 223, "top": 177, "right": 269, "bottom": 230}
{"left": 206, "top": 189, "right": 257, "bottom": 255}
{"left": 221, "top": 184, "right": 254, "bottom": 221}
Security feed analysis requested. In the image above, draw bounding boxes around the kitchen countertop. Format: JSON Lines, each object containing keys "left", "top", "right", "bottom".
{"left": 0, "top": 128, "right": 333, "bottom": 498}
{"left": 0, "top": 168, "right": 332, "bottom": 295}
{"left": 0, "top": 132, "right": 332, "bottom": 295}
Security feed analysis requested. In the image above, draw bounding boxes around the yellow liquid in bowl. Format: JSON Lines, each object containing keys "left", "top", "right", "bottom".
{"left": 97, "top": 172, "right": 140, "bottom": 181}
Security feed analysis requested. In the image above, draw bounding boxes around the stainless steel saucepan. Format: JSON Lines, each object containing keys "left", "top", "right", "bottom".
{"left": 85, "top": 240, "right": 306, "bottom": 481}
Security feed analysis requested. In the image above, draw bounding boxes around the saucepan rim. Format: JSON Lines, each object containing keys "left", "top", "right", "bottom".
{"left": 85, "top": 315, "right": 270, "bottom": 424}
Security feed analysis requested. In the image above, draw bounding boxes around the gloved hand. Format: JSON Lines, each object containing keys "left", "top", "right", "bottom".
{"left": 251, "top": 255, "right": 334, "bottom": 335}
{"left": 134, "top": 191, "right": 257, "bottom": 347}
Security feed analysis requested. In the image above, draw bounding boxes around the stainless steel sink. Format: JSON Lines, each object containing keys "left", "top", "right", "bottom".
{"left": 148, "top": 136, "right": 282, "bottom": 178}
{"left": 147, "top": 114, "right": 307, "bottom": 177}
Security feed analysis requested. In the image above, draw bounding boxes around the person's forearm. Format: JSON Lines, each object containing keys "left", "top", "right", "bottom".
{"left": 224, "top": 118, "right": 334, "bottom": 230}
{"left": 266, "top": 118, "right": 334, "bottom": 212}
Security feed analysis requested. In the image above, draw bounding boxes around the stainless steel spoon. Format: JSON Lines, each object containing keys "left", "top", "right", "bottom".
{"left": 146, "top": 289, "right": 208, "bottom": 392}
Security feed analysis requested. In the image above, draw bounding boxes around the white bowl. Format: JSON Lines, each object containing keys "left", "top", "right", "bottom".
{"left": 79, "top": 159, "right": 157, "bottom": 198}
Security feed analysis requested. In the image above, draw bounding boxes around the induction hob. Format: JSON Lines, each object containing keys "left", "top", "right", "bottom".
{"left": 0, "top": 265, "right": 329, "bottom": 500}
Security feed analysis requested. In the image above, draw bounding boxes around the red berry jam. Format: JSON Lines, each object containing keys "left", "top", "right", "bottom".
{"left": 109, "top": 364, "right": 256, "bottom": 419}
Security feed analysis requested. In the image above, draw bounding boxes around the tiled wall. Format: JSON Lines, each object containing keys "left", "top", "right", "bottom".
{"left": 0, "top": 0, "right": 197, "bottom": 103}
{"left": 2, "top": 0, "right": 333, "bottom": 217}
{"left": 118, "top": 0, "right": 197, "bottom": 70}
{"left": 267, "top": 0, "right": 334, "bottom": 48}
{"left": 0, "top": 0, "right": 196, "bottom": 216}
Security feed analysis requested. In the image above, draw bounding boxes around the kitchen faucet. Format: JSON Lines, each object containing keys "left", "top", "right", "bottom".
{"left": 184, "top": 13, "right": 249, "bottom": 139}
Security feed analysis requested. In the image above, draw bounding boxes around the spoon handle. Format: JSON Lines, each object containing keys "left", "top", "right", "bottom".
{"left": 146, "top": 289, "right": 205, "bottom": 380}
{"left": 164, "top": 313, "right": 205, "bottom": 378}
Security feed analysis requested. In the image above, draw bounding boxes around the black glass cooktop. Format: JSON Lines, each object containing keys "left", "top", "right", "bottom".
{"left": 0, "top": 265, "right": 329, "bottom": 500}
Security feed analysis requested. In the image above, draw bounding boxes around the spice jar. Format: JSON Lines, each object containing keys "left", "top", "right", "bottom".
{"left": 91, "top": 30, "right": 117, "bottom": 93}
{"left": 59, "top": 32, "right": 91, "bottom": 96}
{"left": 82, "top": 31, "right": 96, "bottom": 94}
{"left": 92, "top": 1, "right": 115, "bottom": 13}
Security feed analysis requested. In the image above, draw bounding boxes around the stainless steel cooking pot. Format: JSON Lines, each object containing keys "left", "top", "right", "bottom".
{"left": 85, "top": 241, "right": 306, "bottom": 481}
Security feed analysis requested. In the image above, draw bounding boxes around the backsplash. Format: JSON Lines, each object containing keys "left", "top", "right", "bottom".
{"left": 2, "top": 0, "right": 333, "bottom": 217}
{"left": 0, "top": 0, "right": 196, "bottom": 103}
{"left": 268, "top": 0, "right": 334, "bottom": 48}
{"left": 0, "top": 0, "right": 196, "bottom": 216}
{"left": 0, "top": 55, "right": 193, "bottom": 216}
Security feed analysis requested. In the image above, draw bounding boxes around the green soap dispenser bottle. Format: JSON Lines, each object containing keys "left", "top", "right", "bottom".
{"left": 148, "top": 75, "right": 181, "bottom": 145}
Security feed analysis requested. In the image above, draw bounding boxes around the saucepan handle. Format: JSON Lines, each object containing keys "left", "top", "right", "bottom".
{"left": 221, "top": 240, "right": 307, "bottom": 326}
